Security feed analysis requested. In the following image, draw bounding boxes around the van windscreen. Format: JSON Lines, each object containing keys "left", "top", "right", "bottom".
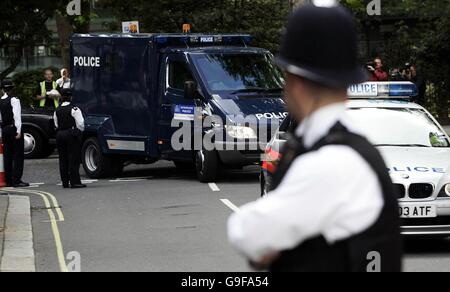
{"left": 191, "top": 53, "right": 284, "bottom": 94}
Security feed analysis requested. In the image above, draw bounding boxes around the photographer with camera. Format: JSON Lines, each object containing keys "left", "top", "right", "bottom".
{"left": 367, "top": 57, "right": 388, "bottom": 81}
{"left": 403, "top": 64, "right": 426, "bottom": 105}
{"left": 401, "top": 63, "right": 413, "bottom": 80}
{"left": 389, "top": 68, "right": 406, "bottom": 81}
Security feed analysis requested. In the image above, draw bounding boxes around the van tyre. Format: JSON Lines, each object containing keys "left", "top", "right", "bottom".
{"left": 195, "top": 150, "right": 219, "bottom": 183}
{"left": 82, "top": 137, "right": 124, "bottom": 178}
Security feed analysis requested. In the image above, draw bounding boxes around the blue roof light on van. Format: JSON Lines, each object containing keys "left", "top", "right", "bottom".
{"left": 154, "top": 34, "right": 253, "bottom": 46}
{"left": 155, "top": 36, "right": 168, "bottom": 44}
{"left": 348, "top": 82, "right": 419, "bottom": 99}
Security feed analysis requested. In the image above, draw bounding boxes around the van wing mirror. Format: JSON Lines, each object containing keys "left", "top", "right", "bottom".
{"left": 184, "top": 81, "right": 197, "bottom": 100}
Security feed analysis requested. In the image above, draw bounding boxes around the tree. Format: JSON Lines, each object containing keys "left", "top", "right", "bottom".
{"left": 0, "top": 0, "right": 96, "bottom": 80}
{"left": 342, "top": 0, "right": 450, "bottom": 120}
{"left": 55, "top": 0, "right": 95, "bottom": 67}
{"left": 99, "top": 0, "right": 290, "bottom": 52}
{"left": 0, "top": 0, "right": 60, "bottom": 80}
{"left": 419, "top": 16, "right": 450, "bottom": 122}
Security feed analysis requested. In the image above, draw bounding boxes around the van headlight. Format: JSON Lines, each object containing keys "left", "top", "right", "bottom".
{"left": 438, "top": 184, "right": 450, "bottom": 198}
{"left": 225, "top": 126, "right": 257, "bottom": 139}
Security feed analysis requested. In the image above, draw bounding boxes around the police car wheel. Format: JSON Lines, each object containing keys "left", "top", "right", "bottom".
{"left": 82, "top": 137, "right": 123, "bottom": 178}
{"left": 195, "top": 150, "right": 219, "bottom": 183}
{"left": 24, "top": 128, "right": 45, "bottom": 159}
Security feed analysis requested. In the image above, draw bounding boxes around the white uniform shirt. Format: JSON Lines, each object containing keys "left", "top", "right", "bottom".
{"left": 56, "top": 78, "right": 71, "bottom": 89}
{"left": 0, "top": 93, "right": 22, "bottom": 135}
{"left": 53, "top": 102, "right": 85, "bottom": 132}
{"left": 227, "top": 103, "right": 384, "bottom": 262}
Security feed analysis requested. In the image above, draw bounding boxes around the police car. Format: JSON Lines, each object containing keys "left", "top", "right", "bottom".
{"left": 261, "top": 82, "right": 450, "bottom": 237}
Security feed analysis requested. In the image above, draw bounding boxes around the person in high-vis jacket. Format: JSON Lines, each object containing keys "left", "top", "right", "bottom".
{"left": 227, "top": 2, "right": 402, "bottom": 272}
{"left": 0, "top": 80, "right": 30, "bottom": 188}
{"left": 36, "top": 68, "right": 60, "bottom": 109}
{"left": 54, "top": 89, "right": 86, "bottom": 189}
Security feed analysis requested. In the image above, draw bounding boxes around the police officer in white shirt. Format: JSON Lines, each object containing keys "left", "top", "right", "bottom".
{"left": 0, "top": 80, "right": 30, "bottom": 187}
{"left": 56, "top": 68, "right": 71, "bottom": 90}
{"left": 54, "top": 89, "right": 86, "bottom": 189}
{"left": 227, "top": 2, "right": 402, "bottom": 272}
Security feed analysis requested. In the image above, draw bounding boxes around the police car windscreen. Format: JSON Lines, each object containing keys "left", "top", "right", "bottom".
{"left": 347, "top": 108, "right": 450, "bottom": 148}
{"left": 191, "top": 53, "right": 284, "bottom": 94}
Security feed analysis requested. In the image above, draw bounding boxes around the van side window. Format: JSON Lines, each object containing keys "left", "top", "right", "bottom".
{"left": 168, "top": 60, "right": 194, "bottom": 91}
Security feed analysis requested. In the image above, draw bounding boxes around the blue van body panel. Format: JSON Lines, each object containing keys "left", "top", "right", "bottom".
{"left": 70, "top": 33, "right": 287, "bottom": 164}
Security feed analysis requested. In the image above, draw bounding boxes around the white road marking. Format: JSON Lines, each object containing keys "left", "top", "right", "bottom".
{"left": 29, "top": 183, "right": 45, "bottom": 188}
{"left": 56, "top": 179, "right": 98, "bottom": 186}
{"left": 109, "top": 179, "right": 147, "bottom": 183}
{"left": 220, "top": 199, "right": 241, "bottom": 213}
{"left": 208, "top": 183, "right": 220, "bottom": 192}
{"left": 82, "top": 179, "right": 98, "bottom": 184}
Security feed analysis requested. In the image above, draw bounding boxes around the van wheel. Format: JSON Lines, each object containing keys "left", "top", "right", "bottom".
{"left": 82, "top": 137, "right": 123, "bottom": 178}
{"left": 195, "top": 150, "right": 219, "bottom": 183}
{"left": 24, "top": 128, "right": 45, "bottom": 159}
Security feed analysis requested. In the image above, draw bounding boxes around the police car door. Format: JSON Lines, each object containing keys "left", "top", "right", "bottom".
{"left": 159, "top": 54, "right": 197, "bottom": 158}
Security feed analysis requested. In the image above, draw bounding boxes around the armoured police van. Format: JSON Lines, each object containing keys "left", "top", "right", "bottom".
{"left": 70, "top": 34, "right": 287, "bottom": 182}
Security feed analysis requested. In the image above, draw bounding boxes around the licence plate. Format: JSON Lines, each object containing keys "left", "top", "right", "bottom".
{"left": 399, "top": 205, "right": 437, "bottom": 218}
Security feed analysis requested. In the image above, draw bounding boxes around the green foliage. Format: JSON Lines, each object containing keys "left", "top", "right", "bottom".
{"left": 99, "top": 0, "right": 290, "bottom": 52}
{"left": 342, "top": 0, "right": 450, "bottom": 121}
{"left": 419, "top": 16, "right": 450, "bottom": 121}
{"left": 0, "top": 0, "right": 94, "bottom": 80}
{"left": 0, "top": 0, "right": 60, "bottom": 80}
{"left": 11, "top": 68, "right": 59, "bottom": 106}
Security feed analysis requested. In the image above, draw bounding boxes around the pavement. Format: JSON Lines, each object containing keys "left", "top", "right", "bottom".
{"left": 0, "top": 194, "right": 35, "bottom": 272}
{"left": 0, "top": 195, "right": 7, "bottom": 265}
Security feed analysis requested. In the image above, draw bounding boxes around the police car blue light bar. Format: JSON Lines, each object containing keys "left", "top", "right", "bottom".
{"left": 348, "top": 82, "right": 418, "bottom": 99}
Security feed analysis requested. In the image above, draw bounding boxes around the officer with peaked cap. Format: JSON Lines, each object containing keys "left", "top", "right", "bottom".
{"left": 54, "top": 89, "right": 86, "bottom": 189}
{"left": 0, "top": 80, "right": 30, "bottom": 187}
{"left": 228, "top": 1, "right": 402, "bottom": 272}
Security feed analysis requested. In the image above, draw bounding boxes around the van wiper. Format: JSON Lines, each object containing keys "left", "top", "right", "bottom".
{"left": 232, "top": 87, "right": 283, "bottom": 95}
{"left": 375, "top": 144, "right": 431, "bottom": 148}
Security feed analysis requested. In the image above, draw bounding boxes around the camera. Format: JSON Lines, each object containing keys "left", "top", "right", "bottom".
{"left": 402, "top": 62, "right": 412, "bottom": 73}
{"left": 366, "top": 61, "right": 376, "bottom": 68}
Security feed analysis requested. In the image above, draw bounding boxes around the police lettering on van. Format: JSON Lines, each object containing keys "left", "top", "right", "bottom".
{"left": 256, "top": 112, "right": 288, "bottom": 120}
{"left": 74, "top": 56, "right": 101, "bottom": 68}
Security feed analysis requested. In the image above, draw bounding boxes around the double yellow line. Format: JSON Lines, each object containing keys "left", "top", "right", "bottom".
{"left": 2, "top": 188, "right": 68, "bottom": 272}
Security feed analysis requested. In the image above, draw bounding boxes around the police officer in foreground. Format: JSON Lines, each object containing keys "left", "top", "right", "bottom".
{"left": 0, "top": 80, "right": 30, "bottom": 188}
{"left": 54, "top": 89, "right": 86, "bottom": 189}
{"left": 228, "top": 1, "right": 402, "bottom": 272}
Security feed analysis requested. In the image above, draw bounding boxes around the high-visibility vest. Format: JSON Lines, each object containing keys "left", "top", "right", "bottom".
{"left": 39, "top": 81, "right": 59, "bottom": 108}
